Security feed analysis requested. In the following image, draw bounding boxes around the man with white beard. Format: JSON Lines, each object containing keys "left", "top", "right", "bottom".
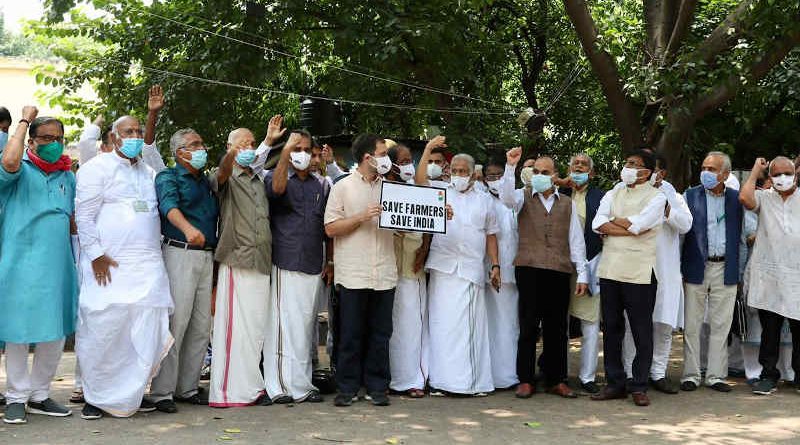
{"left": 75, "top": 115, "right": 174, "bottom": 420}
{"left": 415, "top": 137, "right": 501, "bottom": 396}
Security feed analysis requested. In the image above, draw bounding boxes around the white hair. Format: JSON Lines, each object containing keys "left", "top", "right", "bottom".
{"left": 706, "top": 151, "right": 732, "bottom": 173}
{"left": 769, "top": 156, "right": 794, "bottom": 176}
{"left": 110, "top": 115, "right": 137, "bottom": 137}
{"left": 169, "top": 128, "right": 199, "bottom": 157}
{"left": 451, "top": 153, "right": 476, "bottom": 174}
{"left": 570, "top": 153, "right": 594, "bottom": 171}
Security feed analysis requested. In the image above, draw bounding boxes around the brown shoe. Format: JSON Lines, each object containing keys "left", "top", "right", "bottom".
{"left": 631, "top": 392, "right": 650, "bottom": 406}
{"left": 547, "top": 383, "right": 577, "bottom": 398}
{"left": 590, "top": 387, "right": 628, "bottom": 401}
{"left": 515, "top": 383, "right": 534, "bottom": 399}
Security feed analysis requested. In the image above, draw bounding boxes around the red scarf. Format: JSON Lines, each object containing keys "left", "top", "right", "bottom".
{"left": 27, "top": 149, "right": 72, "bottom": 174}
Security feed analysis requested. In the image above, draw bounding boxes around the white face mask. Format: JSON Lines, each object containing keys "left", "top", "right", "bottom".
{"left": 372, "top": 155, "right": 392, "bottom": 175}
{"left": 397, "top": 163, "right": 415, "bottom": 181}
{"left": 620, "top": 167, "right": 640, "bottom": 185}
{"left": 290, "top": 151, "right": 311, "bottom": 171}
{"left": 486, "top": 179, "right": 502, "bottom": 195}
{"left": 649, "top": 171, "right": 660, "bottom": 186}
{"left": 427, "top": 163, "right": 443, "bottom": 179}
{"left": 772, "top": 174, "right": 795, "bottom": 192}
{"left": 451, "top": 175, "right": 471, "bottom": 192}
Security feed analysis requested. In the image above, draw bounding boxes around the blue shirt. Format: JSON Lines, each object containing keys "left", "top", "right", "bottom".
{"left": 706, "top": 190, "right": 726, "bottom": 257}
{"left": 155, "top": 163, "right": 219, "bottom": 248}
{"left": 0, "top": 156, "right": 79, "bottom": 343}
{"left": 265, "top": 170, "right": 329, "bottom": 275}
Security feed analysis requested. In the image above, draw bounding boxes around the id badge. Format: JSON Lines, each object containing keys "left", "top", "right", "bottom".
{"left": 132, "top": 200, "right": 149, "bottom": 212}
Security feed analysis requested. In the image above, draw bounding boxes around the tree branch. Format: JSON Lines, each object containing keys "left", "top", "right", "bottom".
{"left": 692, "top": 29, "right": 800, "bottom": 120}
{"left": 563, "top": 0, "right": 642, "bottom": 151}
{"left": 690, "top": 0, "right": 755, "bottom": 66}
{"left": 663, "top": 0, "right": 699, "bottom": 61}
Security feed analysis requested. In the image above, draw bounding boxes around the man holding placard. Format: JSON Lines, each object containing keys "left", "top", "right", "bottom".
{"left": 414, "top": 136, "right": 501, "bottom": 397}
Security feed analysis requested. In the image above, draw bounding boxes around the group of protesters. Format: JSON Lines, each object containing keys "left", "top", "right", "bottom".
{"left": 0, "top": 84, "right": 798, "bottom": 425}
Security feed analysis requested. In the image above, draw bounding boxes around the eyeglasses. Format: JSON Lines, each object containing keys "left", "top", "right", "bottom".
{"left": 34, "top": 134, "right": 64, "bottom": 143}
{"left": 485, "top": 174, "right": 503, "bottom": 181}
{"left": 624, "top": 160, "right": 646, "bottom": 169}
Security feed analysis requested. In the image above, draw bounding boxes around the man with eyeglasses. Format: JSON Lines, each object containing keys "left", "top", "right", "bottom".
{"left": 680, "top": 151, "right": 742, "bottom": 394}
{"left": 591, "top": 149, "right": 665, "bottom": 407}
{"left": 75, "top": 115, "right": 174, "bottom": 420}
{"left": 0, "top": 107, "right": 78, "bottom": 424}
{"left": 144, "top": 128, "right": 219, "bottom": 413}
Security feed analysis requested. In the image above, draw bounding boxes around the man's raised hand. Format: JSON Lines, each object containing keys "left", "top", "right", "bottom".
{"left": 506, "top": 146, "right": 522, "bottom": 166}
{"left": 148, "top": 85, "right": 165, "bottom": 113}
{"left": 265, "top": 115, "right": 287, "bottom": 146}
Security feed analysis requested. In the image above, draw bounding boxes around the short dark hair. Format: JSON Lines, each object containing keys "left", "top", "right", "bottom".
{"left": 292, "top": 128, "right": 313, "bottom": 141}
{"left": 485, "top": 154, "right": 506, "bottom": 172}
{"left": 29, "top": 117, "right": 65, "bottom": 139}
{"left": 629, "top": 148, "right": 656, "bottom": 172}
{"left": 0, "top": 106, "right": 11, "bottom": 124}
{"left": 654, "top": 152, "right": 667, "bottom": 171}
{"left": 387, "top": 143, "right": 410, "bottom": 164}
{"left": 351, "top": 133, "right": 383, "bottom": 164}
{"left": 430, "top": 146, "right": 447, "bottom": 157}
{"left": 101, "top": 127, "right": 112, "bottom": 146}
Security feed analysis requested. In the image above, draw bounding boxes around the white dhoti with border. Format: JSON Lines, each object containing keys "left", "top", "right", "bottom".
{"left": 209, "top": 264, "right": 270, "bottom": 407}
{"left": 389, "top": 276, "right": 429, "bottom": 391}
{"left": 427, "top": 271, "right": 493, "bottom": 394}
{"left": 263, "top": 266, "right": 321, "bottom": 401}
{"left": 484, "top": 283, "right": 519, "bottom": 388}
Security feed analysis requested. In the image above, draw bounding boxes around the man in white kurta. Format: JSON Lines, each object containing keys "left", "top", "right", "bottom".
{"left": 482, "top": 160, "right": 520, "bottom": 389}
{"left": 740, "top": 156, "right": 800, "bottom": 395}
{"left": 415, "top": 146, "right": 501, "bottom": 396}
{"left": 75, "top": 116, "right": 174, "bottom": 419}
{"left": 622, "top": 158, "right": 692, "bottom": 394}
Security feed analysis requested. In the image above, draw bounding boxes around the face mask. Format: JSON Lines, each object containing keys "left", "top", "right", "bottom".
{"left": 236, "top": 149, "right": 256, "bottom": 166}
{"left": 187, "top": 149, "right": 207, "bottom": 170}
{"left": 531, "top": 174, "right": 553, "bottom": 193}
{"left": 486, "top": 179, "right": 502, "bottom": 195}
{"left": 772, "top": 174, "right": 795, "bottom": 192}
{"left": 0, "top": 131, "right": 8, "bottom": 150}
{"left": 371, "top": 155, "right": 392, "bottom": 175}
{"left": 290, "top": 151, "right": 311, "bottom": 171}
{"left": 37, "top": 141, "right": 65, "bottom": 163}
{"left": 427, "top": 163, "right": 443, "bottom": 179}
{"left": 397, "top": 163, "right": 415, "bottom": 181}
{"left": 119, "top": 138, "right": 144, "bottom": 159}
{"left": 520, "top": 166, "right": 534, "bottom": 186}
{"left": 700, "top": 170, "right": 720, "bottom": 190}
{"left": 620, "top": 167, "right": 640, "bottom": 185}
{"left": 451, "top": 175, "right": 471, "bottom": 192}
{"left": 570, "top": 172, "right": 589, "bottom": 186}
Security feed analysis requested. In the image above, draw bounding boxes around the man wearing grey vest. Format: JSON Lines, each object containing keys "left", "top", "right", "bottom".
{"left": 500, "top": 147, "right": 588, "bottom": 399}
{"left": 591, "top": 149, "right": 666, "bottom": 407}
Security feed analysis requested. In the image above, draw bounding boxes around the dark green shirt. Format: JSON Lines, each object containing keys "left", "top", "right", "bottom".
{"left": 155, "top": 163, "right": 219, "bottom": 248}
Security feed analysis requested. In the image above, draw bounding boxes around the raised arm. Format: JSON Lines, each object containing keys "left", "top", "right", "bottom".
{"left": 252, "top": 115, "right": 286, "bottom": 180}
{"left": 1, "top": 106, "right": 37, "bottom": 174}
{"left": 322, "top": 144, "right": 346, "bottom": 179}
{"left": 270, "top": 132, "right": 302, "bottom": 196}
{"left": 78, "top": 116, "right": 103, "bottom": 166}
{"left": 500, "top": 147, "right": 524, "bottom": 212}
{"left": 414, "top": 135, "right": 447, "bottom": 186}
{"left": 216, "top": 148, "right": 239, "bottom": 187}
{"left": 144, "top": 85, "right": 164, "bottom": 146}
{"left": 740, "top": 158, "right": 766, "bottom": 211}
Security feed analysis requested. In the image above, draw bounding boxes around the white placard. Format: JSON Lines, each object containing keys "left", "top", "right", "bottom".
{"left": 379, "top": 181, "right": 447, "bottom": 234}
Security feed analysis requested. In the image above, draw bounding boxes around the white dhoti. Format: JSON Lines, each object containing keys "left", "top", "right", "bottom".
{"left": 427, "top": 271, "right": 493, "bottom": 394}
{"left": 484, "top": 283, "right": 519, "bottom": 389}
{"left": 389, "top": 276, "right": 429, "bottom": 391}
{"left": 209, "top": 264, "right": 270, "bottom": 407}
{"left": 263, "top": 266, "right": 320, "bottom": 401}
{"left": 76, "top": 305, "right": 172, "bottom": 417}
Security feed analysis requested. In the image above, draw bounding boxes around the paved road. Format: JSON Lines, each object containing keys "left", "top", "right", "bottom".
{"left": 1, "top": 337, "right": 799, "bottom": 444}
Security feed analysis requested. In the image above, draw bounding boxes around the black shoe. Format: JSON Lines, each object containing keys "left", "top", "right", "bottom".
{"left": 175, "top": 392, "right": 209, "bottom": 405}
{"left": 305, "top": 391, "right": 324, "bottom": 403}
{"left": 728, "top": 367, "right": 746, "bottom": 378}
{"left": 650, "top": 378, "right": 679, "bottom": 394}
{"left": 138, "top": 400, "right": 157, "bottom": 413}
{"left": 709, "top": 382, "right": 733, "bottom": 393}
{"left": 155, "top": 399, "right": 178, "bottom": 413}
{"left": 752, "top": 379, "right": 777, "bottom": 395}
{"left": 255, "top": 394, "right": 273, "bottom": 406}
{"left": 81, "top": 403, "right": 104, "bottom": 420}
{"left": 369, "top": 392, "right": 390, "bottom": 406}
{"left": 273, "top": 395, "right": 294, "bottom": 404}
{"left": 680, "top": 381, "right": 698, "bottom": 392}
{"left": 0, "top": 393, "right": 6, "bottom": 406}
{"left": 334, "top": 393, "right": 355, "bottom": 407}
{"left": 580, "top": 381, "right": 601, "bottom": 394}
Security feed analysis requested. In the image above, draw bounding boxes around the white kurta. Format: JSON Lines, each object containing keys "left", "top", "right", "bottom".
{"left": 426, "top": 186, "right": 498, "bottom": 394}
{"left": 75, "top": 152, "right": 174, "bottom": 417}
{"left": 654, "top": 183, "right": 692, "bottom": 328}
{"left": 746, "top": 189, "right": 800, "bottom": 320}
{"left": 484, "top": 195, "right": 519, "bottom": 388}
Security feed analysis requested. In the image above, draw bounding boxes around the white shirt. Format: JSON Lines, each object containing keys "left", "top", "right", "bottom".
{"left": 487, "top": 193, "right": 518, "bottom": 285}
{"left": 499, "top": 164, "right": 589, "bottom": 283}
{"left": 426, "top": 185, "right": 499, "bottom": 285}
{"left": 77, "top": 123, "right": 166, "bottom": 174}
{"left": 592, "top": 182, "right": 667, "bottom": 235}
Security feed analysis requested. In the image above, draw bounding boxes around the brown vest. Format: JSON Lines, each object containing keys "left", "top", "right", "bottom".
{"left": 514, "top": 190, "right": 575, "bottom": 273}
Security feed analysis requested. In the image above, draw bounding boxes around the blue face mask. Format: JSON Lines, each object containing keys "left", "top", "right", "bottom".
{"left": 531, "top": 174, "right": 553, "bottom": 193}
{"left": 700, "top": 170, "right": 719, "bottom": 190}
{"left": 119, "top": 138, "right": 144, "bottom": 159}
{"left": 0, "top": 131, "right": 8, "bottom": 151}
{"left": 570, "top": 172, "right": 589, "bottom": 186}
{"left": 187, "top": 149, "right": 208, "bottom": 170}
{"left": 236, "top": 149, "right": 256, "bottom": 167}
